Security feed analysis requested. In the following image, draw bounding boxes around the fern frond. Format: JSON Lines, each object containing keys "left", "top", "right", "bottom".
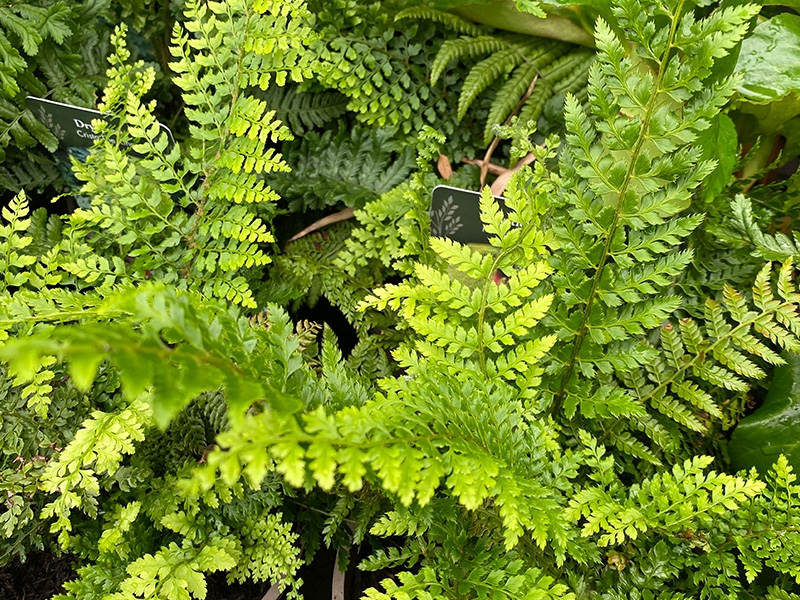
{"left": 729, "top": 195, "right": 800, "bottom": 261}
{"left": 366, "top": 158, "right": 558, "bottom": 398}
{"left": 258, "top": 84, "right": 348, "bottom": 134}
{"left": 458, "top": 46, "right": 530, "bottom": 120}
{"left": 568, "top": 455, "right": 764, "bottom": 547}
{"left": 485, "top": 62, "right": 540, "bottom": 141}
{"left": 616, "top": 260, "right": 800, "bottom": 434}
{"left": 431, "top": 36, "right": 507, "bottom": 85}
{"left": 547, "top": 0, "right": 760, "bottom": 442}
{"left": 67, "top": 0, "right": 317, "bottom": 307}
{"left": 0, "top": 191, "right": 36, "bottom": 291}
{"left": 273, "top": 124, "right": 415, "bottom": 211}
{"left": 395, "top": 6, "right": 484, "bottom": 37}
{"left": 40, "top": 396, "right": 153, "bottom": 537}
{"left": 106, "top": 537, "right": 239, "bottom": 600}
{"left": 516, "top": 49, "right": 595, "bottom": 137}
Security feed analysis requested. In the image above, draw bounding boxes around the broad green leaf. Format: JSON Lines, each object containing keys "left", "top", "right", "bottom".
{"left": 734, "top": 13, "right": 800, "bottom": 133}
{"left": 450, "top": 0, "right": 596, "bottom": 46}
{"left": 729, "top": 353, "right": 800, "bottom": 475}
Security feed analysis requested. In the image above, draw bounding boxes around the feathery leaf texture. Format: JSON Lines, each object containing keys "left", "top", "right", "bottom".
{"left": 729, "top": 195, "right": 800, "bottom": 261}
{"left": 422, "top": 16, "right": 594, "bottom": 138}
{"left": 0, "top": 0, "right": 110, "bottom": 191}
{"left": 273, "top": 124, "right": 416, "bottom": 211}
{"left": 395, "top": 6, "right": 484, "bottom": 37}
{"left": 68, "top": 0, "right": 316, "bottom": 307}
{"left": 543, "top": 0, "right": 762, "bottom": 456}
{"left": 257, "top": 84, "right": 349, "bottom": 135}
{"left": 4, "top": 0, "right": 800, "bottom": 599}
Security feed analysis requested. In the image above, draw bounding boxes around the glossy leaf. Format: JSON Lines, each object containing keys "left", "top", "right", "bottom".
{"left": 734, "top": 13, "right": 800, "bottom": 133}
{"left": 730, "top": 354, "right": 800, "bottom": 475}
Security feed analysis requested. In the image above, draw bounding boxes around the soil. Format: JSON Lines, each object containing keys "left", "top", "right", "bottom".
{"left": 0, "top": 552, "right": 75, "bottom": 600}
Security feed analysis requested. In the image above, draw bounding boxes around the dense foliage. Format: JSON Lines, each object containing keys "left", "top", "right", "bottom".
{"left": 2, "top": 0, "right": 800, "bottom": 598}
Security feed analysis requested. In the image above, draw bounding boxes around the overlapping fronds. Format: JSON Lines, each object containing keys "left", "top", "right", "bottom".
{"left": 69, "top": 0, "right": 316, "bottom": 307}
{"left": 257, "top": 84, "right": 349, "bottom": 135}
{"left": 273, "top": 124, "right": 416, "bottom": 211}
{"left": 541, "top": 0, "right": 762, "bottom": 457}
{"left": 309, "top": 0, "right": 488, "bottom": 159}
{"left": 729, "top": 195, "right": 800, "bottom": 261}
{"left": 364, "top": 147, "right": 559, "bottom": 401}
{"left": 422, "top": 12, "right": 594, "bottom": 142}
{"left": 0, "top": 0, "right": 109, "bottom": 192}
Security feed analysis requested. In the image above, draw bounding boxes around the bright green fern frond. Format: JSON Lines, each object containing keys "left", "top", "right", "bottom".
{"left": 568, "top": 455, "right": 764, "bottom": 547}
{"left": 40, "top": 396, "right": 153, "bottom": 540}
{"left": 106, "top": 537, "right": 239, "bottom": 600}
{"left": 0, "top": 191, "right": 36, "bottom": 291}
{"left": 365, "top": 151, "right": 558, "bottom": 399}
{"left": 69, "top": 0, "right": 315, "bottom": 308}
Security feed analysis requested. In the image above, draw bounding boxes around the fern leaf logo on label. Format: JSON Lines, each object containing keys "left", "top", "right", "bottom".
{"left": 35, "top": 106, "right": 65, "bottom": 141}
{"left": 431, "top": 195, "right": 463, "bottom": 237}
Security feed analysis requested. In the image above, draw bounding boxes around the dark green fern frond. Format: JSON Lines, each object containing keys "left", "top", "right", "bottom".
{"left": 258, "top": 84, "right": 349, "bottom": 135}
{"left": 484, "top": 61, "right": 541, "bottom": 142}
{"left": 729, "top": 195, "right": 800, "bottom": 262}
{"left": 28, "top": 207, "right": 62, "bottom": 256}
{"left": 424, "top": 22, "right": 590, "bottom": 139}
{"left": 395, "top": 6, "right": 484, "bottom": 36}
{"left": 514, "top": 48, "right": 595, "bottom": 140}
{"left": 273, "top": 124, "right": 416, "bottom": 212}
{"left": 0, "top": 0, "right": 110, "bottom": 193}
{"left": 458, "top": 40, "right": 539, "bottom": 120}
{"left": 0, "top": 147, "right": 62, "bottom": 194}
{"left": 431, "top": 36, "right": 508, "bottom": 85}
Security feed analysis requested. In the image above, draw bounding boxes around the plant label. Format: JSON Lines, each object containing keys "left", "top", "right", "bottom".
{"left": 26, "top": 96, "right": 175, "bottom": 150}
{"left": 430, "top": 185, "right": 507, "bottom": 244}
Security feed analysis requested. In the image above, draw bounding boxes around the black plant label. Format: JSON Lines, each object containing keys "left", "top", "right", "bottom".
{"left": 26, "top": 96, "right": 175, "bottom": 150}
{"left": 430, "top": 185, "right": 507, "bottom": 244}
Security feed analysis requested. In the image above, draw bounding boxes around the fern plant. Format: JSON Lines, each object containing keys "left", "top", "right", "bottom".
{"left": 5, "top": 0, "right": 800, "bottom": 598}
{"left": 256, "top": 83, "right": 349, "bottom": 136}
{"left": 0, "top": 284, "right": 324, "bottom": 599}
{"left": 0, "top": 0, "right": 112, "bottom": 196}
{"left": 65, "top": 0, "right": 315, "bottom": 309}
{"left": 307, "top": 0, "right": 491, "bottom": 161}
{"left": 272, "top": 124, "right": 416, "bottom": 212}
{"left": 404, "top": 6, "right": 595, "bottom": 143}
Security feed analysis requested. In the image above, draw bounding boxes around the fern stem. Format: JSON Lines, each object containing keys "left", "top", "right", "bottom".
{"left": 476, "top": 218, "right": 541, "bottom": 376}
{"left": 642, "top": 300, "right": 796, "bottom": 406}
{"left": 552, "top": 2, "right": 687, "bottom": 416}
{"left": 187, "top": 2, "right": 253, "bottom": 269}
